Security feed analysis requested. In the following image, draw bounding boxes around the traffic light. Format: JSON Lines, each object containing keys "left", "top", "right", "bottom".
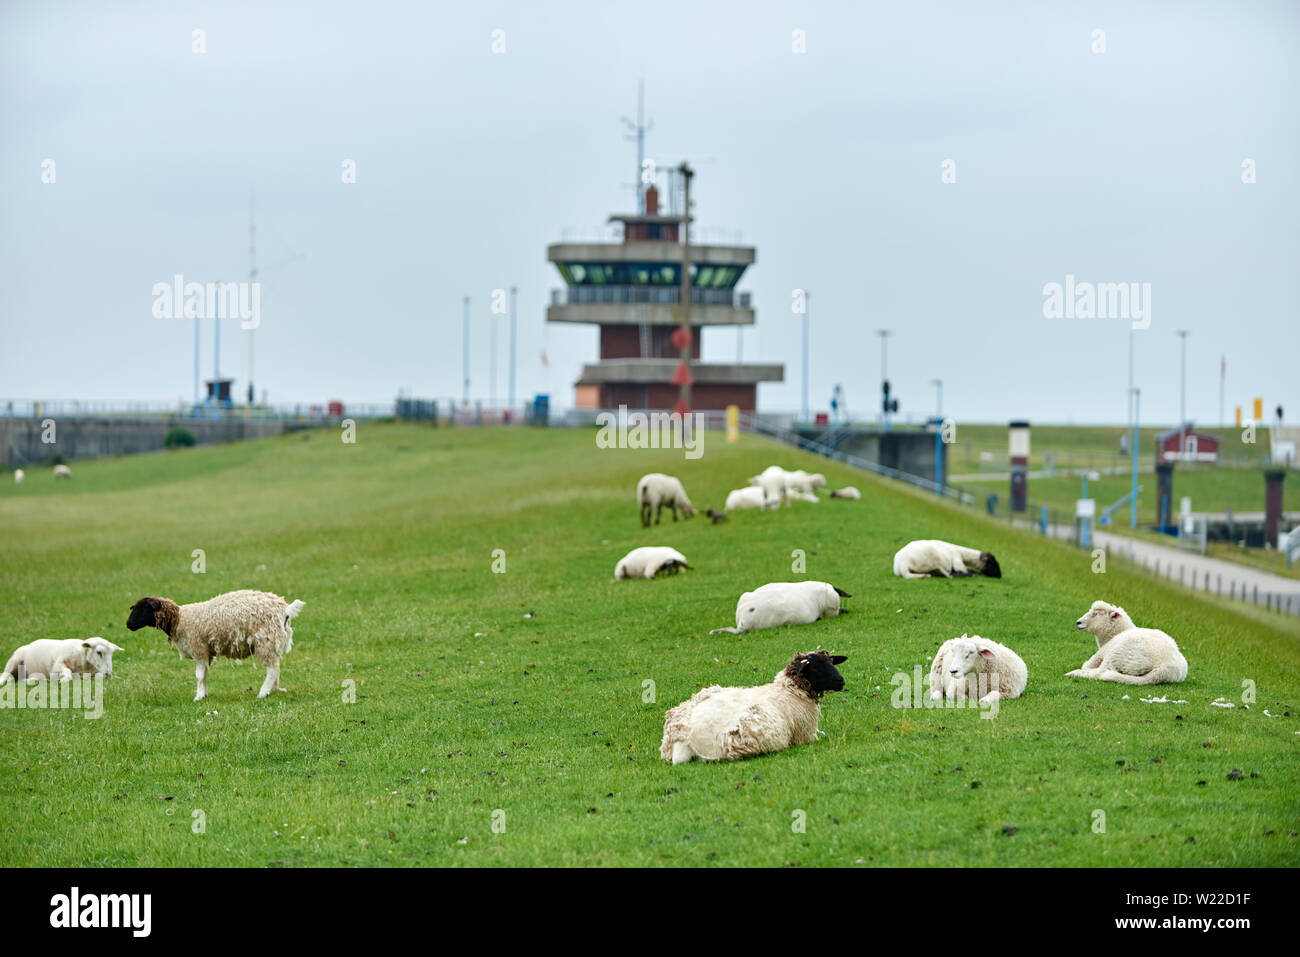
{"left": 882, "top": 380, "right": 899, "bottom": 414}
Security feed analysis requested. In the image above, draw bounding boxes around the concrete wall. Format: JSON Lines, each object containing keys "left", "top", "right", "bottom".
{"left": 799, "top": 428, "right": 949, "bottom": 487}
{"left": 2, "top": 416, "right": 305, "bottom": 467}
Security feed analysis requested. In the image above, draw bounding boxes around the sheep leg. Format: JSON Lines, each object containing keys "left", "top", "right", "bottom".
{"left": 194, "top": 660, "right": 209, "bottom": 702}
{"left": 257, "top": 662, "right": 280, "bottom": 698}
{"left": 669, "top": 503, "right": 678, "bottom": 522}
{"left": 640, "top": 502, "right": 652, "bottom": 527}
{"left": 654, "top": 503, "right": 662, "bottom": 525}
{"left": 670, "top": 742, "right": 695, "bottom": 765}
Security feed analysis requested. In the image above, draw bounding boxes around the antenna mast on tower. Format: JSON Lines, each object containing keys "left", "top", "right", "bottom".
{"left": 620, "top": 80, "right": 651, "bottom": 214}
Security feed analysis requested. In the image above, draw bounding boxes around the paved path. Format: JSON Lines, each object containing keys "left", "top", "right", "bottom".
{"left": 1017, "top": 521, "right": 1300, "bottom": 616}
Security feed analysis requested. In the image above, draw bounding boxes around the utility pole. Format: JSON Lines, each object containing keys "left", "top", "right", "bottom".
{"left": 509, "top": 286, "right": 517, "bottom": 410}
{"left": 931, "top": 378, "right": 943, "bottom": 493}
{"left": 193, "top": 314, "right": 200, "bottom": 413}
{"left": 931, "top": 378, "right": 943, "bottom": 418}
{"left": 462, "top": 296, "right": 471, "bottom": 405}
{"left": 490, "top": 300, "right": 498, "bottom": 407}
{"left": 801, "top": 291, "right": 810, "bottom": 424}
{"left": 1127, "top": 325, "right": 1134, "bottom": 437}
{"left": 1176, "top": 330, "right": 1189, "bottom": 456}
{"left": 247, "top": 188, "right": 257, "bottom": 412}
{"left": 676, "top": 161, "right": 694, "bottom": 413}
{"left": 1131, "top": 387, "right": 1140, "bottom": 529}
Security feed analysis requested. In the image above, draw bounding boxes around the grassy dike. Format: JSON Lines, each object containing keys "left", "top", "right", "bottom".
{"left": 1, "top": 423, "right": 1296, "bottom": 866}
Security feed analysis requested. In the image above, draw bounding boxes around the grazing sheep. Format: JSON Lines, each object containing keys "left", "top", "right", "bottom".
{"left": 829, "top": 486, "right": 860, "bottom": 500}
{"left": 724, "top": 486, "right": 773, "bottom": 511}
{"left": 614, "top": 546, "right": 692, "bottom": 580}
{"left": 1068, "top": 600, "right": 1188, "bottom": 685}
{"left": 893, "top": 539, "right": 1002, "bottom": 579}
{"left": 52, "top": 464, "right": 71, "bottom": 479}
{"left": 703, "top": 508, "right": 728, "bottom": 524}
{"left": 126, "top": 589, "right": 304, "bottom": 701}
{"left": 748, "top": 465, "right": 792, "bottom": 507}
{"left": 928, "top": 634, "right": 1027, "bottom": 704}
{"left": 1, "top": 637, "right": 123, "bottom": 683}
{"left": 13, "top": 469, "right": 23, "bottom": 485}
{"left": 637, "top": 473, "right": 696, "bottom": 527}
{"left": 710, "top": 581, "right": 850, "bottom": 635}
{"left": 660, "top": 650, "right": 847, "bottom": 764}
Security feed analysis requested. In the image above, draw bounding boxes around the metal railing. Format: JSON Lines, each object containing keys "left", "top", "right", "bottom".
{"left": 551, "top": 286, "right": 744, "bottom": 307}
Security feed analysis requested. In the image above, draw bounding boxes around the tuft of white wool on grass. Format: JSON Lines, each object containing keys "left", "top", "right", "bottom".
{"left": 1139, "top": 695, "right": 1188, "bottom": 704}
{"left": 613, "top": 545, "right": 691, "bottom": 580}
{"left": 1, "top": 637, "right": 123, "bottom": 683}
{"left": 709, "top": 581, "right": 850, "bottom": 635}
{"left": 13, "top": 469, "right": 23, "bottom": 485}
{"left": 659, "top": 650, "right": 847, "bottom": 764}
{"left": 928, "top": 633, "right": 1027, "bottom": 704}
{"left": 52, "top": 464, "right": 71, "bottom": 479}
{"left": 893, "top": 539, "right": 1002, "bottom": 579}
{"left": 636, "top": 473, "right": 696, "bottom": 528}
{"left": 1209, "top": 697, "right": 1234, "bottom": 708}
{"left": 724, "top": 486, "right": 776, "bottom": 511}
{"left": 1067, "top": 600, "right": 1188, "bottom": 686}
{"left": 828, "top": 486, "right": 860, "bottom": 500}
{"left": 126, "top": 589, "right": 304, "bottom": 701}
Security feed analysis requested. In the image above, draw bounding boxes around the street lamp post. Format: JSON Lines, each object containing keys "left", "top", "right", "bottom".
{"left": 931, "top": 378, "right": 943, "bottom": 494}
{"left": 1131, "top": 388, "right": 1141, "bottom": 529}
{"left": 1176, "top": 330, "right": 1189, "bottom": 456}
{"left": 462, "top": 296, "right": 470, "bottom": 406}
{"left": 878, "top": 329, "right": 892, "bottom": 430}
{"left": 801, "top": 291, "right": 809, "bottom": 424}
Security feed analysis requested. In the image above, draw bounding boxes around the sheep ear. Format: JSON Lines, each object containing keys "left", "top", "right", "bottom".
{"left": 82, "top": 641, "right": 92, "bottom": 650}
{"left": 830, "top": 655, "right": 847, "bottom": 664}
{"left": 978, "top": 647, "right": 995, "bottom": 659}
{"left": 1110, "top": 611, "right": 1121, "bottom": 620}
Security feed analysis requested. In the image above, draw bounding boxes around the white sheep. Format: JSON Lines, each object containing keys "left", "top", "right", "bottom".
{"left": 660, "top": 650, "right": 847, "bottom": 763}
{"left": 893, "top": 539, "right": 1002, "bottom": 579}
{"left": 637, "top": 473, "right": 696, "bottom": 527}
{"left": 126, "top": 589, "right": 304, "bottom": 701}
{"left": 1, "top": 637, "right": 123, "bottom": 683}
{"left": 724, "top": 486, "right": 774, "bottom": 510}
{"left": 791, "top": 490, "right": 820, "bottom": 504}
{"left": 52, "top": 464, "right": 71, "bottom": 479}
{"left": 748, "top": 465, "right": 792, "bottom": 507}
{"left": 13, "top": 469, "right": 23, "bottom": 485}
{"left": 614, "top": 546, "right": 692, "bottom": 580}
{"left": 785, "top": 469, "right": 826, "bottom": 493}
{"left": 1068, "top": 600, "right": 1188, "bottom": 685}
{"left": 829, "top": 486, "right": 860, "bottom": 500}
{"left": 710, "top": 581, "right": 850, "bottom": 635}
{"left": 928, "top": 633, "right": 1027, "bottom": 704}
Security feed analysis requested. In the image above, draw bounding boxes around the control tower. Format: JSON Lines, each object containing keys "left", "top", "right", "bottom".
{"left": 546, "top": 181, "right": 783, "bottom": 411}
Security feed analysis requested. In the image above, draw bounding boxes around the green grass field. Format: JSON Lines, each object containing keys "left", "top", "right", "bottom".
{"left": 2, "top": 424, "right": 1298, "bottom": 866}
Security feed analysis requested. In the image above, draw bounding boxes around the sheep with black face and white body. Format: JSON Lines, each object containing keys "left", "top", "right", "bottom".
{"left": 893, "top": 539, "right": 1002, "bottom": 579}
{"left": 1068, "top": 600, "right": 1188, "bottom": 685}
{"left": 1, "top": 637, "right": 123, "bottom": 683}
{"left": 660, "top": 650, "right": 848, "bottom": 764}
{"left": 710, "top": 581, "right": 850, "bottom": 635}
{"left": 613, "top": 546, "right": 692, "bottom": 580}
{"left": 126, "top": 589, "right": 304, "bottom": 701}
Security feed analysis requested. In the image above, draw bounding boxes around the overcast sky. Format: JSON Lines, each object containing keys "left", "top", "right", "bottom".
{"left": 1, "top": 0, "right": 1296, "bottom": 425}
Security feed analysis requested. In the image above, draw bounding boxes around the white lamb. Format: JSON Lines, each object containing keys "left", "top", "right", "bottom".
{"left": 749, "top": 465, "right": 792, "bottom": 508}
{"left": 893, "top": 539, "right": 1002, "bottom": 579}
{"left": 928, "top": 634, "right": 1027, "bottom": 704}
{"left": 126, "top": 589, "right": 304, "bottom": 701}
{"left": 660, "top": 650, "right": 847, "bottom": 764}
{"left": 785, "top": 469, "right": 826, "bottom": 494}
{"left": 710, "top": 581, "right": 850, "bottom": 635}
{"left": 725, "top": 486, "right": 775, "bottom": 510}
{"left": 1068, "top": 600, "right": 1188, "bottom": 685}
{"left": 637, "top": 473, "right": 696, "bottom": 527}
{"left": 614, "top": 546, "right": 692, "bottom": 580}
{"left": 13, "top": 469, "right": 23, "bottom": 485}
{"left": 829, "top": 486, "right": 860, "bottom": 500}
{"left": 1, "top": 637, "right": 123, "bottom": 683}
{"left": 52, "top": 464, "right": 71, "bottom": 479}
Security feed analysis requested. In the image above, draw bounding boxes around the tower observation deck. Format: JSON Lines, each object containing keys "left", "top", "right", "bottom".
{"left": 546, "top": 182, "right": 783, "bottom": 411}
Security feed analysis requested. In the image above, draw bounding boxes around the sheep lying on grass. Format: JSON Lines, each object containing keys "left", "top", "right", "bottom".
{"left": 928, "top": 634, "right": 1027, "bottom": 704}
{"left": 1, "top": 637, "right": 123, "bottom": 683}
{"left": 829, "top": 486, "right": 860, "bottom": 500}
{"left": 710, "top": 581, "right": 850, "bottom": 635}
{"left": 127, "top": 589, "right": 304, "bottom": 701}
{"left": 52, "top": 464, "right": 71, "bottom": 479}
{"left": 1068, "top": 600, "right": 1188, "bottom": 685}
{"left": 725, "top": 486, "right": 773, "bottom": 510}
{"left": 893, "top": 539, "right": 1002, "bottom": 579}
{"left": 660, "top": 650, "right": 847, "bottom": 764}
{"left": 637, "top": 473, "right": 695, "bottom": 527}
{"left": 614, "top": 546, "right": 692, "bottom": 580}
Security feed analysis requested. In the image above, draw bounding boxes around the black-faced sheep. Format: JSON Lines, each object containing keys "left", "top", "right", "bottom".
{"left": 893, "top": 539, "right": 1002, "bottom": 579}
